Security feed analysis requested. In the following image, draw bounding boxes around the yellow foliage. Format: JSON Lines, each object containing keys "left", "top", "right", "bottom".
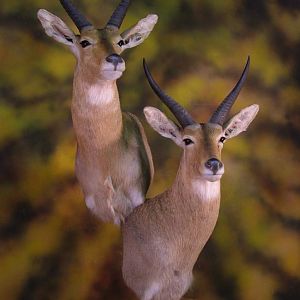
{"left": 0, "top": 0, "right": 299, "bottom": 299}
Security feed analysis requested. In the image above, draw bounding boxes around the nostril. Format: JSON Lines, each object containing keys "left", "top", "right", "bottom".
{"left": 205, "top": 160, "right": 212, "bottom": 169}
{"left": 106, "top": 54, "right": 123, "bottom": 65}
{"left": 205, "top": 158, "right": 223, "bottom": 174}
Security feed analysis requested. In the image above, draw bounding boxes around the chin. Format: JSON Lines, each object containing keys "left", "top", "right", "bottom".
{"left": 202, "top": 174, "right": 223, "bottom": 182}
{"left": 101, "top": 70, "right": 123, "bottom": 80}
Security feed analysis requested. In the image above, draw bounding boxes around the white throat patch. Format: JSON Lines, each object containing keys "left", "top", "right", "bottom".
{"left": 87, "top": 84, "right": 116, "bottom": 106}
{"left": 143, "top": 282, "right": 161, "bottom": 300}
{"left": 85, "top": 195, "right": 96, "bottom": 212}
{"left": 192, "top": 180, "right": 220, "bottom": 202}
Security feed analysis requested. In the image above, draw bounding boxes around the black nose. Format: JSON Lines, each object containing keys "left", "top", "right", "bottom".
{"left": 106, "top": 54, "right": 123, "bottom": 69}
{"left": 205, "top": 158, "right": 223, "bottom": 175}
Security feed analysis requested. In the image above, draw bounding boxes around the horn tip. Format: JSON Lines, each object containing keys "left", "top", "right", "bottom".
{"left": 143, "top": 58, "right": 148, "bottom": 69}
{"left": 143, "top": 58, "right": 150, "bottom": 74}
{"left": 246, "top": 56, "right": 250, "bottom": 69}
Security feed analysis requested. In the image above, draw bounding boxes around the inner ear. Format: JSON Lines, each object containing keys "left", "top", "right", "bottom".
{"left": 64, "top": 35, "right": 74, "bottom": 43}
{"left": 223, "top": 104, "right": 259, "bottom": 139}
{"left": 119, "top": 14, "right": 158, "bottom": 50}
{"left": 37, "top": 9, "right": 77, "bottom": 47}
{"left": 52, "top": 24, "right": 75, "bottom": 43}
{"left": 143, "top": 106, "right": 182, "bottom": 145}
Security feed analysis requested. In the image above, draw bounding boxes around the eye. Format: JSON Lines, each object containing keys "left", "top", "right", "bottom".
{"left": 219, "top": 137, "right": 226, "bottom": 143}
{"left": 183, "top": 138, "right": 194, "bottom": 146}
{"left": 80, "top": 40, "right": 91, "bottom": 48}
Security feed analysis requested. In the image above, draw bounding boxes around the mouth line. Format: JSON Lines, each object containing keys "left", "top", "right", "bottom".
{"left": 101, "top": 69, "right": 124, "bottom": 80}
{"left": 202, "top": 173, "right": 223, "bottom": 181}
{"left": 202, "top": 172, "right": 224, "bottom": 176}
{"left": 102, "top": 69, "right": 124, "bottom": 73}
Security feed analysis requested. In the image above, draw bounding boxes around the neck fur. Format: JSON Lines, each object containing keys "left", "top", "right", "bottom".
{"left": 173, "top": 158, "right": 221, "bottom": 203}
{"left": 73, "top": 76, "right": 119, "bottom": 106}
{"left": 191, "top": 179, "right": 220, "bottom": 202}
{"left": 71, "top": 74, "right": 123, "bottom": 149}
{"left": 86, "top": 81, "right": 117, "bottom": 105}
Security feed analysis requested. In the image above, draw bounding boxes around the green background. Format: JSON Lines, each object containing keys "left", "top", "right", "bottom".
{"left": 0, "top": 0, "right": 299, "bottom": 299}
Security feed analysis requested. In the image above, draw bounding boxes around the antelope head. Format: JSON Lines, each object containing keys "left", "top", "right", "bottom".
{"left": 143, "top": 57, "right": 259, "bottom": 183}
{"left": 37, "top": 0, "right": 158, "bottom": 81}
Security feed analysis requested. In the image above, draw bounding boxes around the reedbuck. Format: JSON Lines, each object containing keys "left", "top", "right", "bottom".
{"left": 122, "top": 58, "right": 259, "bottom": 300}
{"left": 37, "top": 0, "right": 157, "bottom": 224}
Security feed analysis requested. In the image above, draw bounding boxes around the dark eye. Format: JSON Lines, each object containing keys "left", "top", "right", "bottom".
{"left": 219, "top": 137, "right": 226, "bottom": 143}
{"left": 80, "top": 40, "right": 91, "bottom": 48}
{"left": 183, "top": 138, "right": 194, "bottom": 146}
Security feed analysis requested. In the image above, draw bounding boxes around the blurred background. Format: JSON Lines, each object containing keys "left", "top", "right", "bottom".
{"left": 0, "top": 0, "right": 299, "bottom": 299}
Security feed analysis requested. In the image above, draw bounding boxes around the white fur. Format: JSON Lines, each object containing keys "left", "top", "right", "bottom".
{"left": 85, "top": 195, "right": 96, "bottom": 211}
{"left": 143, "top": 106, "right": 182, "bottom": 146}
{"left": 87, "top": 84, "right": 116, "bottom": 105}
{"left": 121, "top": 14, "right": 158, "bottom": 50}
{"left": 37, "top": 9, "right": 79, "bottom": 57}
{"left": 224, "top": 104, "right": 259, "bottom": 139}
{"left": 142, "top": 282, "right": 161, "bottom": 300}
{"left": 129, "top": 187, "right": 144, "bottom": 207}
{"left": 192, "top": 180, "right": 220, "bottom": 202}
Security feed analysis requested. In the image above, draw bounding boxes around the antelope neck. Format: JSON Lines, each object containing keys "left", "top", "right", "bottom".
{"left": 173, "top": 158, "right": 221, "bottom": 203}
{"left": 71, "top": 76, "right": 123, "bottom": 149}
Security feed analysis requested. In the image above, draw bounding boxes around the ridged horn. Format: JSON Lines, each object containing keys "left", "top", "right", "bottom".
{"left": 107, "top": 0, "right": 131, "bottom": 29}
{"left": 59, "top": 0, "right": 92, "bottom": 31}
{"left": 143, "top": 59, "right": 196, "bottom": 128}
{"left": 209, "top": 56, "right": 250, "bottom": 125}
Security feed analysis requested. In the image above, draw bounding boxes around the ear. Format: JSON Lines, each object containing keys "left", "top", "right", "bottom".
{"left": 144, "top": 106, "right": 182, "bottom": 146}
{"left": 37, "top": 9, "right": 79, "bottom": 55}
{"left": 119, "top": 14, "right": 158, "bottom": 51}
{"left": 223, "top": 104, "right": 259, "bottom": 139}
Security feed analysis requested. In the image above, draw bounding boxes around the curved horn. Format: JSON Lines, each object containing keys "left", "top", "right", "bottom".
{"left": 59, "top": 0, "right": 92, "bottom": 31}
{"left": 143, "top": 59, "right": 196, "bottom": 128}
{"left": 209, "top": 56, "right": 250, "bottom": 125}
{"left": 107, "top": 0, "right": 131, "bottom": 29}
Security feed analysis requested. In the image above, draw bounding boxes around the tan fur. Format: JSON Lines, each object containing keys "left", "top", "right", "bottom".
{"left": 37, "top": 9, "right": 157, "bottom": 224}
{"left": 122, "top": 104, "right": 258, "bottom": 299}
{"left": 122, "top": 124, "right": 223, "bottom": 300}
{"left": 72, "top": 74, "right": 153, "bottom": 224}
{"left": 128, "top": 113, "right": 154, "bottom": 187}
